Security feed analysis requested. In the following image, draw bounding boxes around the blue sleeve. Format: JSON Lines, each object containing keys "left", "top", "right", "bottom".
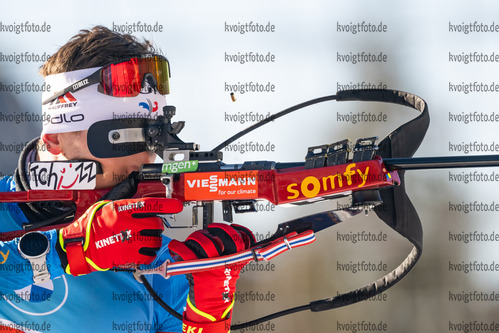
{"left": 0, "top": 176, "right": 66, "bottom": 294}
{"left": 152, "top": 236, "right": 189, "bottom": 333}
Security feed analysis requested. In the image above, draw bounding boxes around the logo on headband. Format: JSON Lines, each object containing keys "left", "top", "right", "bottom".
{"left": 139, "top": 98, "right": 159, "bottom": 113}
{"left": 47, "top": 92, "right": 78, "bottom": 110}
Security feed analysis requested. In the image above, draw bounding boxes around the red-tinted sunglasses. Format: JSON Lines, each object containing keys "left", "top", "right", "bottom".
{"left": 42, "top": 55, "right": 170, "bottom": 105}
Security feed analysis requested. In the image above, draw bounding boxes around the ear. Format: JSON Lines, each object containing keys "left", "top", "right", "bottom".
{"left": 41, "top": 133, "right": 63, "bottom": 155}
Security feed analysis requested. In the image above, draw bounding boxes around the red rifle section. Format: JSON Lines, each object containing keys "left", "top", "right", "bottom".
{"left": 0, "top": 157, "right": 398, "bottom": 241}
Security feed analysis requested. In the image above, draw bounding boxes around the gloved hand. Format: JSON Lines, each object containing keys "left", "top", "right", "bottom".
{"left": 169, "top": 223, "right": 255, "bottom": 333}
{"left": 58, "top": 198, "right": 183, "bottom": 276}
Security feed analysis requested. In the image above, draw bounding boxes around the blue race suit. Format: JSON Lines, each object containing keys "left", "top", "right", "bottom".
{"left": 0, "top": 176, "right": 188, "bottom": 333}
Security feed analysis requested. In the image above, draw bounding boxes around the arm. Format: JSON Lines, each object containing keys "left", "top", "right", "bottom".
{"left": 152, "top": 238, "right": 189, "bottom": 333}
{"left": 0, "top": 195, "right": 181, "bottom": 295}
{"left": 59, "top": 197, "right": 183, "bottom": 276}
{"left": 168, "top": 223, "right": 256, "bottom": 333}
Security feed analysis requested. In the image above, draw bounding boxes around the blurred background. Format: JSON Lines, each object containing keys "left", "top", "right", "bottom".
{"left": 2, "top": 0, "right": 499, "bottom": 331}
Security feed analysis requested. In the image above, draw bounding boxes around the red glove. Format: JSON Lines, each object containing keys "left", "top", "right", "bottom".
{"left": 58, "top": 198, "right": 183, "bottom": 276}
{"left": 169, "top": 223, "right": 255, "bottom": 333}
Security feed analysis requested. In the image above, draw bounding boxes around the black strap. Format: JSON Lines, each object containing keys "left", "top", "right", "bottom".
{"left": 231, "top": 89, "right": 429, "bottom": 329}
{"left": 303, "top": 89, "right": 428, "bottom": 312}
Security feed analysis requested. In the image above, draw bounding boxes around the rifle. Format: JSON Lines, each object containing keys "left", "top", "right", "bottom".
{"left": 2, "top": 89, "right": 499, "bottom": 329}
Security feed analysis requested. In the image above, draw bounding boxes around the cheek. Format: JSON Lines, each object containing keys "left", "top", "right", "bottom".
{"left": 61, "top": 140, "right": 89, "bottom": 160}
{"left": 59, "top": 132, "right": 95, "bottom": 161}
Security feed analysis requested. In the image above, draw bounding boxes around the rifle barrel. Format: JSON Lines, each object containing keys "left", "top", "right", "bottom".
{"left": 384, "top": 155, "right": 499, "bottom": 170}
{"left": 139, "top": 155, "right": 499, "bottom": 176}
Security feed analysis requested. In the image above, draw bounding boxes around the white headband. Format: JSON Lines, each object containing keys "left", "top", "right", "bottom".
{"left": 41, "top": 67, "right": 166, "bottom": 134}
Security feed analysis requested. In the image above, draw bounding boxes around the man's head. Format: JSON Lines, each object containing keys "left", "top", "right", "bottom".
{"left": 38, "top": 26, "right": 166, "bottom": 189}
